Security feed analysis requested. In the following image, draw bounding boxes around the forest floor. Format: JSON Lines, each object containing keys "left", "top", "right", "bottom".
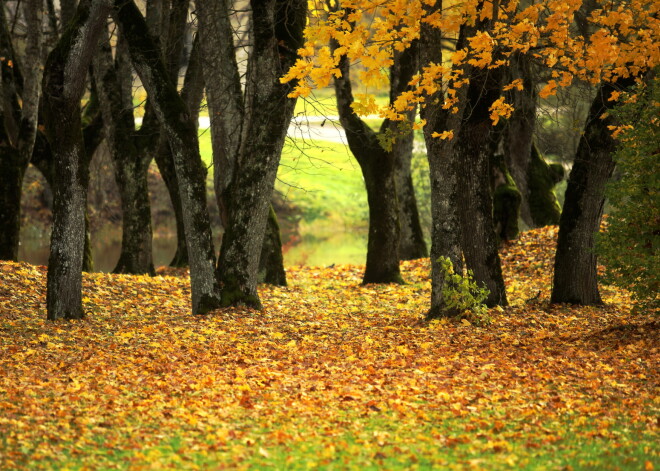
{"left": 0, "top": 226, "right": 658, "bottom": 470}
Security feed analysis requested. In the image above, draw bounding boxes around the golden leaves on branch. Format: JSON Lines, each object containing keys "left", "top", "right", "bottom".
{"left": 284, "top": 0, "right": 660, "bottom": 134}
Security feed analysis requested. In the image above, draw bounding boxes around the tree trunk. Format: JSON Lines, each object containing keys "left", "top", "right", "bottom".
{"left": 114, "top": 0, "right": 221, "bottom": 315}
{"left": 94, "top": 25, "right": 155, "bottom": 275}
{"left": 503, "top": 52, "right": 536, "bottom": 227}
{"left": 258, "top": 205, "right": 287, "bottom": 286}
{"left": 528, "top": 142, "right": 563, "bottom": 227}
{"left": 389, "top": 44, "right": 427, "bottom": 261}
{"left": 455, "top": 112, "right": 508, "bottom": 307}
{"left": 154, "top": 137, "right": 189, "bottom": 266}
{"left": 156, "top": 33, "right": 205, "bottom": 268}
{"left": 454, "top": 47, "right": 508, "bottom": 307}
{"left": 395, "top": 152, "right": 428, "bottom": 260}
{"left": 551, "top": 79, "right": 634, "bottom": 305}
{"left": 216, "top": 0, "right": 307, "bottom": 307}
{"left": 420, "top": 14, "right": 466, "bottom": 320}
{"left": 0, "top": 0, "right": 43, "bottom": 261}
{"left": 363, "top": 159, "right": 403, "bottom": 284}
{"left": 330, "top": 15, "right": 403, "bottom": 284}
{"left": 198, "top": 0, "right": 288, "bottom": 287}
{"left": 0, "top": 147, "right": 23, "bottom": 260}
{"left": 43, "top": 0, "right": 111, "bottom": 320}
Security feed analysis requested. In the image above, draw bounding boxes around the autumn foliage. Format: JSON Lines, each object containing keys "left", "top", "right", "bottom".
{"left": 283, "top": 0, "right": 660, "bottom": 123}
{"left": 1, "top": 227, "right": 657, "bottom": 469}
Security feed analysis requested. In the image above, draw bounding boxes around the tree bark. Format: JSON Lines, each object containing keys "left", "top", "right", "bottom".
{"left": 43, "top": 0, "right": 111, "bottom": 320}
{"left": 503, "top": 52, "right": 536, "bottom": 227}
{"left": 215, "top": 0, "right": 307, "bottom": 307}
{"left": 0, "top": 0, "right": 43, "bottom": 261}
{"left": 389, "top": 43, "right": 428, "bottom": 261}
{"left": 455, "top": 70, "right": 508, "bottom": 307}
{"left": 258, "top": 205, "right": 287, "bottom": 286}
{"left": 329, "top": 8, "right": 403, "bottom": 284}
{"left": 0, "top": 145, "right": 23, "bottom": 260}
{"left": 114, "top": 0, "right": 221, "bottom": 314}
{"left": 196, "top": 0, "right": 243, "bottom": 226}
{"left": 333, "top": 52, "right": 403, "bottom": 284}
{"left": 420, "top": 13, "right": 466, "bottom": 319}
{"left": 551, "top": 79, "right": 634, "bottom": 305}
{"left": 94, "top": 24, "right": 155, "bottom": 275}
{"left": 197, "top": 0, "right": 290, "bottom": 287}
{"left": 160, "top": 33, "right": 205, "bottom": 267}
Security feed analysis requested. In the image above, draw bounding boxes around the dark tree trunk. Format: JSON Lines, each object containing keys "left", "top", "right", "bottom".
{"left": 0, "top": 146, "right": 23, "bottom": 260}
{"left": 81, "top": 103, "right": 105, "bottom": 273}
{"left": 196, "top": 0, "right": 243, "bottom": 226}
{"left": 389, "top": 43, "right": 428, "bottom": 261}
{"left": 155, "top": 137, "right": 188, "bottom": 266}
{"left": 0, "top": 0, "right": 43, "bottom": 261}
{"left": 503, "top": 52, "right": 536, "bottom": 227}
{"left": 164, "top": 0, "right": 189, "bottom": 81}
{"left": 258, "top": 205, "right": 287, "bottom": 286}
{"left": 395, "top": 152, "right": 428, "bottom": 260}
{"left": 330, "top": 16, "right": 403, "bottom": 284}
{"left": 197, "top": 0, "right": 289, "bottom": 287}
{"left": 60, "top": 0, "right": 79, "bottom": 28}
{"left": 454, "top": 39, "right": 508, "bottom": 307}
{"left": 42, "top": 0, "right": 111, "bottom": 320}
{"left": 361, "top": 143, "right": 403, "bottom": 283}
{"left": 215, "top": 0, "right": 307, "bottom": 307}
{"left": 420, "top": 13, "right": 466, "bottom": 319}
{"left": 156, "top": 33, "right": 205, "bottom": 268}
{"left": 551, "top": 79, "right": 634, "bottom": 305}
{"left": 455, "top": 109, "right": 508, "bottom": 307}
{"left": 114, "top": 0, "right": 221, "bottom": 315}
{"left": 94, "top": 25, "right": 155, "bottom": 275}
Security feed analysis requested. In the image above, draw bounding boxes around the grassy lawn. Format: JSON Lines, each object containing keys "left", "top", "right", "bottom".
{"left": 1, "top": 227, "right": 657, "bottom": 470}
{"left": 198, "top": 127, "right": 369, "bottom": 230}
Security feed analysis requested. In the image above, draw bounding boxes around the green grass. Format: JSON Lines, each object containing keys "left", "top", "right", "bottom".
{"left": 277, "top": 138, "right": 367, "bottom": 227}
{"left": 198, "top": 128, "right": 369, "bottom": 230}
{"left": 18, "top": 410, "right": 657, "bottom": 470}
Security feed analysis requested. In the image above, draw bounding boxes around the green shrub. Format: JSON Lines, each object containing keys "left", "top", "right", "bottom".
{"left": 597, "top": 72, "right": 660, "bottom": 311}
{"left": 437, "top": 256, "right": 491, "bottom": 325}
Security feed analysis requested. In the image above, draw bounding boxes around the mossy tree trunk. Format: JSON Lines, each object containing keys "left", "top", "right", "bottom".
{"left": 152, "top": 0, "right": 200, "bottom": 268}
{"left": 491, "top": 154, "right": 521, "bottom": 242}
{"left": 197, "top": 0, "right": 289, "bottom": 287}
{"left": 43, "top": 0, "right": 111, "bottom": 320}
{"left": 551, "top": 78, "right": 635, "bottom": 305}
{"left": 420, "top": 12, "right": 466, "bottom": 320}
{"left": 214, "top": 0, "right": 307, "bottom": 307}
{"left": 527, "top": 143, "right": 563, "bottom": 227}
{"left": 94, "top": 25, "right": 155, "bottom": 275}
{"left": 114, "top": 0, "right": 221, "bottom": 315}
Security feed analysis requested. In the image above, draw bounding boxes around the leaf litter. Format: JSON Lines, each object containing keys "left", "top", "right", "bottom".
{"left": 0, "top": 226, "right": 657, "bottom": 469}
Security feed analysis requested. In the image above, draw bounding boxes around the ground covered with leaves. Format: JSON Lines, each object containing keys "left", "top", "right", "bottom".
{"left": 1, "top": 227, "right": 658, "bottom": 470}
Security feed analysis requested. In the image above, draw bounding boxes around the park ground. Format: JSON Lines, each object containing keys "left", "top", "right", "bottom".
{"left": 0, "top": 226, "right": 658, "bottom": 470}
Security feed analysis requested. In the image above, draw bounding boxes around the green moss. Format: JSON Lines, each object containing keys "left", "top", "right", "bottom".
{"left": 528, "top": 144, "right": 564, "bottom": 227}
{"left": 491, "top": 154, "right": 521, "bottom": 241}
{"left": 219, "top": 273, "right": 263, "bottom": 310}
